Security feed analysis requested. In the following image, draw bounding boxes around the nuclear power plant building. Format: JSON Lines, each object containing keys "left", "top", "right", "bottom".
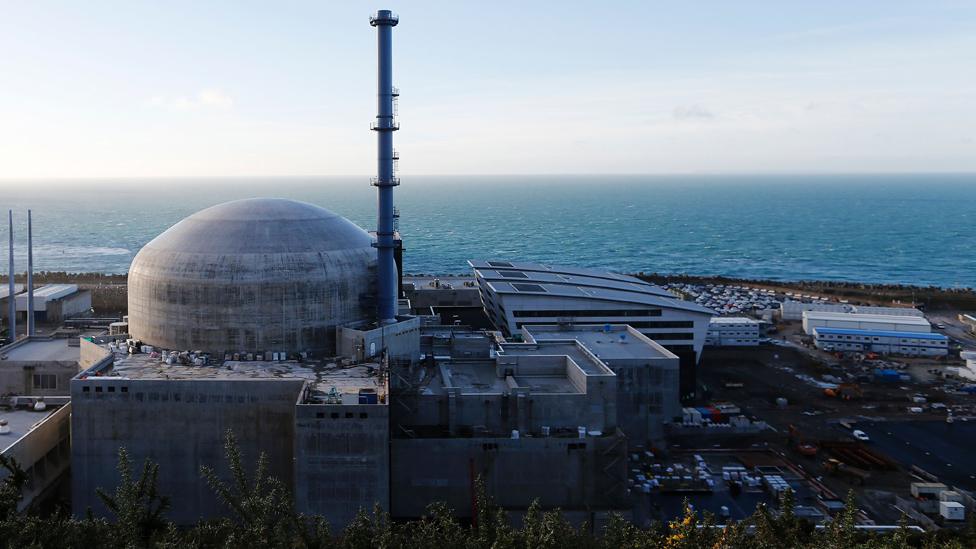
{"left": 64, "top": 9, "right": 704, "bottom": 528}
{"left": 470, "top": 260, "right": 712, "bottom": 401}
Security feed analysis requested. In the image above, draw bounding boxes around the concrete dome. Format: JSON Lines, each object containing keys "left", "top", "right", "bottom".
{"left": 127, "top": 198, "right": 377, "bottom": 356}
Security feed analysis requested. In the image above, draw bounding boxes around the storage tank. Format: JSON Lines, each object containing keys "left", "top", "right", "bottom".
{"left": 127, "top": 198, "right": 378, "bottom": 355}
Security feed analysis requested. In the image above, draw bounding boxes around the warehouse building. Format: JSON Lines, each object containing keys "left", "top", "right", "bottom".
{"left": 813, "top": 327, "right": 948, "bottom": 356}
{"left": 802, "top": 311, "right": 930, "bottom": 336}
{"left": 706, "top": 317, "right": 761, "bottom": 346}
{"left": 15, "top": 284, "right": 91, "bottom": 324}
{"left": 780, "top": 299, "right": 924, "bottom": 321}
{"left": 469, "top": 260, "right": 713, "bottom": 401}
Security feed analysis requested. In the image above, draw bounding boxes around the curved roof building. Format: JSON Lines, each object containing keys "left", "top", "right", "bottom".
{"left": 127, "top": 198, "right": 377, "bottom": 355}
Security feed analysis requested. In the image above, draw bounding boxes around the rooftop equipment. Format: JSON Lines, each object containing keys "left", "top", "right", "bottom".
{"left": 370, "top": 9, "right": 400, "bottom": 325}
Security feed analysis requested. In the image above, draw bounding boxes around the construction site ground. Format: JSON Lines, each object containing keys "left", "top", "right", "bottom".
{"left": 694, "top": 343, "right": 976, "bottom": 524}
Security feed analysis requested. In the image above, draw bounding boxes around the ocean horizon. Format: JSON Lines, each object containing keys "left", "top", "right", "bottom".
{"left": 0, "top": 173, "right": 973, "bottom": 288}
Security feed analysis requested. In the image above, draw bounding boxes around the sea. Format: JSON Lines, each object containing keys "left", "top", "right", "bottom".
{"left": 0, "top": 174, "right": 973, "bottom": 288}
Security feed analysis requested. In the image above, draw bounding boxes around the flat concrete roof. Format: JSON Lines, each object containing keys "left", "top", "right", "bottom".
{"left": 84, "top": 349, "right": 383, "bottom": 405}
{"left": 521, "top": 325, "right": 677, "bottom": 361}
{"left": 431, "top": 359, "right": 584, "bottom": 395}
{"left": 498, "top": 340, "right": 618, "bottom": 376}
{"left": 0, "top": 407, "right": 62, "bottom": 453}
{"left": 1, "top": 338, "right": 80, "bottom": 362}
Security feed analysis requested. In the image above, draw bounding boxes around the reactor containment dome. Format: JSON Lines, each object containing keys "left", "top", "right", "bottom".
{"left": 127, "top": 198, "right": 377, "bottom": 356}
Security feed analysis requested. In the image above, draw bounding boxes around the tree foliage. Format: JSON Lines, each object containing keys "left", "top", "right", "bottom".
{"left": 3, "top": 441, "right": 975, "bottom": 547}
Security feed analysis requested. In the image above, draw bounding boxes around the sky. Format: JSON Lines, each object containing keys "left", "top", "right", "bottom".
{"left": 0, "top": 1, "right": 974, "bottom": 179}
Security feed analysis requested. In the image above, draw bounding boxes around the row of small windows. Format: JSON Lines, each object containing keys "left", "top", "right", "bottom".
{"left": 820, "top": 334, "right": 946, "bottom": 346}
{"left": 316, "top": 411, "right": 369, "bottom": 420}
{"left": 512, "top": 309, "right": 663, "bottom": 318}
{"left": 81, "top": 385, "right": 128, "bottom": 393}
{"left": 629, "top": 321, "right": 694, "bottom": 329}
{"left": 642, "top": 331, "right": 695, "bottom": 340}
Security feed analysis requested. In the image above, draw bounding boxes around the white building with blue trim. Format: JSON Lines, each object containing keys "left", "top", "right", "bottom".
{"left": 813, "top": 327, "right": 948, "bottom": 357}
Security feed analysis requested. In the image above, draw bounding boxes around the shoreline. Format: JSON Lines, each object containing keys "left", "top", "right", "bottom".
{"left": 10, "top": 270, "right": 976, "bottom": 314}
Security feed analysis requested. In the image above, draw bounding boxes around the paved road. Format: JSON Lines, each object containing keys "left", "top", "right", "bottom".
{"left": 926, "top": 312, "right": 976, "bottom": 349}
{"left": 860, "top": 420, "right": 976, "bottom": 490}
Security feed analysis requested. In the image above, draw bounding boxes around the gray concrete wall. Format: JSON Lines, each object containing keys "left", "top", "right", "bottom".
{"left": 609, "top": 358, "right": 679, "bottom": 442}
{"left": 395, "top": 379, "right": 616, "bottom": 437}
{"left": 0, "top": 403, "right": 71, "bottom": 512}
{"left": 47, "top": 290, "right": 92, "bottom": 323}
{"left": 404, "top": 287, "right": 481, "bottom": 309}
{"left": 0, "top": 360, "right": 78, "bottom": 397}
{"left": 294, "top": 403, "right": 389, "bottom": 529}
{"left": 79, "top": 338, "right": 112, "bottom": 370}
{"left": 71, "top": 377, "right": 304, "bottom": 524}
{"left": 390, "top": 431, "right": 627, "bottom": 519}
{"left": 337, "top": 316, "right": 421, "bottom": 362}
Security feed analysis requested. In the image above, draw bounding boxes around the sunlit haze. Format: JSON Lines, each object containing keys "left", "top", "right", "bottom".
{"left": 1, "top": 1, "right": 974, "bottom": 179}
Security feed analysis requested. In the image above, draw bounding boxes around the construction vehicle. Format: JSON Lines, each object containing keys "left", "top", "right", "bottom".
{"left": 788, "top": 424, "right": 819, "bottom": 457}
{"left": 823, "top": 383, "right": 863, "bottom": 401}
{"left": 822, "top": 458, "right": 870, "bottom": 485}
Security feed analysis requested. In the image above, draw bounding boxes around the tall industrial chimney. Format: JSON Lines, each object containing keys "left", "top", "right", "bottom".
{"left": 370, "top": 9, "right": 400, "bottom": 325}
{"left": 7, "top": 210, "right": 15, "bottom": 341}
{"left": 27, "top": 210, "right": 34, "bottom": 336}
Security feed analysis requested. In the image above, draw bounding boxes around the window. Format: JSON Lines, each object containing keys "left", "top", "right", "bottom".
{"left": 644, "top": 332, "right": 695, "bottom": 340}
{"left": 33, "top": 374, "right": 57, "bottom": 390}
{"left": 511, "top": 283, "right": 547, "bottom": 293}
{"left": 513, "top": 308, "right": 663, "bottom": 318}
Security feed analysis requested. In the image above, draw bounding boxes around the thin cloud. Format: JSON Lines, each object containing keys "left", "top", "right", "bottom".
{"left": 672, "top": 105, "right": 715, "bottom": 120}
{"left": 149, "top": 89, "right": 235, "bottom": 111}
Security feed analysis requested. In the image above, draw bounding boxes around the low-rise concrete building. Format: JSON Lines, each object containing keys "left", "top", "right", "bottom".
{"left": 521, "top": 324, "right": 680, "bottom": 443}
{"left": 70, "top": 341, "right": 387, "bottom": 528}
{"left": 0, "top": 402, "right": 72, "bottom": 512}
{"left": 0, "top": 336, "right": 81, "bottom": 396}
{"left": 402, "top": 276, "right": 482, "bottom": 309}
{"left": 706, "top": 317, "right": 760, "bottom": 346}
{"left": 389, "top": 325, "right": 627, "bottom": 520}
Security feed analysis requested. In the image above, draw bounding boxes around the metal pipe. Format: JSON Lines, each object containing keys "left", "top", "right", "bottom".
{"left": 7, "top": 210, "right": 15, "bottom": 342}
{"left": 370, "top": 9, "right": 400, "bottom": 325}
{"left": 27, "top": 210, "right": 34, "bottom": 336}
